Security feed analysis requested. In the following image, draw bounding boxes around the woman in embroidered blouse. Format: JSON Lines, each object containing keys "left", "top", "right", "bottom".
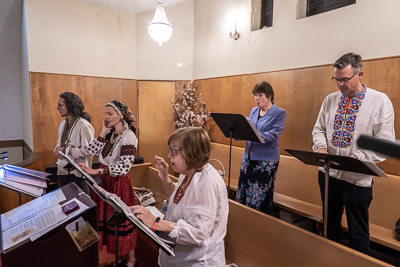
{"left": 130, "top": 127, "right": 229, "bottom": 267}
{"left": 235, "top": 81, "right": 286, "bottom": 215}
{"left": 79, "top": 100, "right": 138, "bottom": 267}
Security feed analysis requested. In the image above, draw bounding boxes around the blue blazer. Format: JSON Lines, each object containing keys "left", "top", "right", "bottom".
{"left": 243, "top": 104, "right": 286, "bottom": 162}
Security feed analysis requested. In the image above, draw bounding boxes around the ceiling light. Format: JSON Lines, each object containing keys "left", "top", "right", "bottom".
{"left": 148, "top": 0, "right": 173, "bottom": 46}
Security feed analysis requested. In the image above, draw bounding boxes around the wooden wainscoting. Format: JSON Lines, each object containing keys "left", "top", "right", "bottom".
{"left": 138, "top": 81, "right": 176, "bottom": 174}
{"left": 195, "top": 56, "right": 400, "bottom": 176}
{"left": 30, "top": 72, "right": 138, "bottom": 171}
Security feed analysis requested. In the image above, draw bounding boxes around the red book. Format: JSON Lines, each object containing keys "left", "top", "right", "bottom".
{"left": 61, "top": 201, "right": 80, "bottom": 215}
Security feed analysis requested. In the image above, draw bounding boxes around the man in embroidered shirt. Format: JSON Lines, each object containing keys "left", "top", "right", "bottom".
{"left": 312, "top": 53, "right": 395, "bottom": 254}
{"left": 54, "top": 92, "right": 94, "bottom": 194}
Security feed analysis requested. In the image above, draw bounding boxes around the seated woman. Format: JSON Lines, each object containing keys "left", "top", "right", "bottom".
{"left": 130, "top": 127, "right": 229, "bottom": 266}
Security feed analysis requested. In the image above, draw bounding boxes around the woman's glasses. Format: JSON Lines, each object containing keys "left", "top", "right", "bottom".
{"left": 168, "top": 145, "right": 181, "bottom": 157}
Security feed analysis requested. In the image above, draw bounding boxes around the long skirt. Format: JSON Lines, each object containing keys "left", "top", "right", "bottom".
{"left": 235, "top": 158, "right": 279, "bottom": 215}
{"left": 91, "top": 165, "right": 137, "bottom": 256}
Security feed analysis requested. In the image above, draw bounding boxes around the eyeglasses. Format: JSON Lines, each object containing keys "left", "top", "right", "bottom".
{"left": 331, "top": 71, "right": 359, "bottom": 83}
{"left": 168, "top": 145, "right": 181, "bottom": 157}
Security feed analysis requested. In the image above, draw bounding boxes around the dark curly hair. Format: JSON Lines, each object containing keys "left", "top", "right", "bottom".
{"left": 59, "top": 92, "right": 91, "bottom": 123}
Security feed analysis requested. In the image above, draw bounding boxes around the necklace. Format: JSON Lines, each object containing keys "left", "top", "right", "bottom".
{"left": 173, "top": 175, "right": 192, "bottom": 204}
{"left": 110, "top": 128, "right": 125, "bottom": 144}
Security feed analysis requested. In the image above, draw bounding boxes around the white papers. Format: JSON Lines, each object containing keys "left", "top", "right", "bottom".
{"left": 362, "top": 161, "right": 389, "bottom": 178}
{"left": 2, "top": 205, "right": 67, "bottom": 250}
{"left": 0, "top": 188, "right": 91, "bottom": 251}
{"left": 0, "top": 164, "right": 50, "bottom": 198}
{"left": 1, "top": 189, "right": 66, "bottom": 230}
{"left": 3, "top": 169, "right": 47, "bottom": 188}
{"left": 30, "top": 198, "right": 89, "bottom": 241}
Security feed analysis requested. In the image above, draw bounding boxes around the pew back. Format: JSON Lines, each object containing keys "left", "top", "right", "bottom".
{"left": 226, "top": 201, "right": 390, "bottom": 267}
{"left": 130, "top": 165, "right": 390, "bottom": 267}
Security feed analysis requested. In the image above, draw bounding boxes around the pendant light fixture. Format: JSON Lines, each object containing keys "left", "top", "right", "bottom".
{"left": 148, "top": 0, "right": 173, "bottom": 46}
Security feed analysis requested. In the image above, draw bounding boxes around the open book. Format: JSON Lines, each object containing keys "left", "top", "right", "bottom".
{"left": 0, "top": 164, "right": 50, "bottom": 198}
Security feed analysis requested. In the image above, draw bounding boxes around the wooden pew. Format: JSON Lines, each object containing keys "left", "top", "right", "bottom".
{"left": 129, "top": 165, "right": 391, "bottom": 267}
{"left": 209, "top": 142, "right": 400, "bottom": 252}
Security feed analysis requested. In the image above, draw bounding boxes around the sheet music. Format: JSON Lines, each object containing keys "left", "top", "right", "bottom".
{"left": 1, "top": 189, "right": 66, "bottom": 230}
{"left": 3, "top": 169, "right": 47, "bottom": 188}
{"left": 362, "top": 161, "right": 389, "bottom": 178}
{"left": 245, "top": 116, "right": 265, "bottom": 144}
{"left": 2, "top": 204, "right": 67, "bottom": 250}
{"left": 57, "top": 151, "right": 176, "bottom": 256}
{"left": 1, "top": 179, "right": 45, "bottom": 198}
{"left": 2, "top": 164, "right": 51, "bottom": 180}
{"left": 30, "top": 198, "right": 89, "bottom": 241}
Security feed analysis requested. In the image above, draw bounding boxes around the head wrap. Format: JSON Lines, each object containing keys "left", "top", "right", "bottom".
{"left": 106, "top": 101, "right": 136, "bottom": 131}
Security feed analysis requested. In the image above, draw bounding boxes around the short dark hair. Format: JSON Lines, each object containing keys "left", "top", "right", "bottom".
{"left": 252, "top": 81, "right": 274, "bottom": 103}
{"left": 168, "top": 127, "right": 211, "bottom": 170}
{"left": 59, "top": 92, "right": 91, "bottom": 122}
{"left": 333, "top": 52, "right": 363, "bottom": 73}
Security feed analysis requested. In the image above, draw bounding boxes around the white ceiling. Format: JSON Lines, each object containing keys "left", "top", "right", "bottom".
{"left": 81, "top": 0, "right": 188, "bottom": 14}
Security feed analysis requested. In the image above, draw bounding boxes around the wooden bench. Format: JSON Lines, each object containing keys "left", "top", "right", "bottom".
{"left": 209, "top": 142, "right": 400, "bottom": 252}
{"left": 129, "top": 165, "right": 391, "bottom": 267}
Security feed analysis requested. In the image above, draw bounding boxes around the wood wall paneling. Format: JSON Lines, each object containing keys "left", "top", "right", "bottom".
{"left": 195, "top": 57, "right": 400, "bottom": 176}
{"left": 30, "top": 72, "right": 138, "bottom": 171}
{"left": 138, "top": 81, "right": 176, "bottom": 174}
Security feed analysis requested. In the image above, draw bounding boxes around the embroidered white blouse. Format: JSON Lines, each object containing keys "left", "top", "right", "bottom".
{"left": 159, "top": 164, "right": 229, "bottom": 267}
{"left": 87, "top": 130, "right": 138, "bottom": 177}
{"left": 312, "top": 87, "right": 395, "bottom": 187}
{"left": 56, "top": 117, "right": 94, "bottom": 176}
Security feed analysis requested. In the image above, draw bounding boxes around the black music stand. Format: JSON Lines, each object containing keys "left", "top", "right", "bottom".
{"left": 107, "top": 211, "right": 128, "bottom": 267}
{"left": 63, "top": 162, "right": 75, "bottom": 184}
{"left": 211, "top": 113, "right": 264, "bottom": 195}
{"left": 284, "top": 148, "right": 388, "bottom": 238}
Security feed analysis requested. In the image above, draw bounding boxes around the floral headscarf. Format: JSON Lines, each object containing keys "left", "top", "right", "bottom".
{"left": 106, "top": 100, "right": 135, "bottom": 131}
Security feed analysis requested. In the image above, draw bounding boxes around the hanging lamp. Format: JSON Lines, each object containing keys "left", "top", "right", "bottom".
{"left": 148, "top": 0, "right": 173, "bottom": 46}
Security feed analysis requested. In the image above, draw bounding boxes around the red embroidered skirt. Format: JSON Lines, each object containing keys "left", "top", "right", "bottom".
{"left": 91, "top": 166, "right": 137, "bottom": 256}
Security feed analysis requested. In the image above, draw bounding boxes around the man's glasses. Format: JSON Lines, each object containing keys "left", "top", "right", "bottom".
{"left": 331, "top": 71, "right": 359, "bottom": 83}
{"left": 168, "top": 145, "right": 181, "bottom": 157}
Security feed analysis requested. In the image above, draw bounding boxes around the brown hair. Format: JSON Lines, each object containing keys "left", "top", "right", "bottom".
{"left": 168, "top": 127, "right": 211, "bottom": 170}
{"left": 252, "top": 81, "right": 275, "bottom": 103}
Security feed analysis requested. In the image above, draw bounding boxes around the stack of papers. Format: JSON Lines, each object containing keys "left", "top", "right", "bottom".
{"left": 1, "top": 189, "right": 89, "bottom": 250}
{"left": 0, "top": 164, "right": 50, "bottom": 198}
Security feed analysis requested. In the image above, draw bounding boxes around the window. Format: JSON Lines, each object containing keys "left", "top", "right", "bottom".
{"left": 306, "top": 0, "right": 356, "bottom": 17}
{"left": 251, "top": 0, "right": 274, "bottom": 31}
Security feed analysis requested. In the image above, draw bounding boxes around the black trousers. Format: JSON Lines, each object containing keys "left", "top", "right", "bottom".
{"left": 58, "top": 174, "right": 91, "bottom": 195}
{"left": 318, "top": 171, "right": 373, "bottom": 255}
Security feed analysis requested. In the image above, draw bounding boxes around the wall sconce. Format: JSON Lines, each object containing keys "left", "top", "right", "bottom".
{"left": 148, "top": 0, "right": 173, "bottom": 46}
{"left": 229, "top": 22, "right": 240, "bottom": 40}
{"left": 1, "top": 151, "right": 8, "bottom": 160}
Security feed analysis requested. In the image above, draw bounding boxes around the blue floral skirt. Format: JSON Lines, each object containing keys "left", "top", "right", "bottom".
{"left": 235, "top": 158, "right": 279, "bottom": 215}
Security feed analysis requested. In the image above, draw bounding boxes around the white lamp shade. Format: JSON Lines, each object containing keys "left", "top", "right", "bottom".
{"left": 148, "top": 6, "right": 173, "bottom": 46}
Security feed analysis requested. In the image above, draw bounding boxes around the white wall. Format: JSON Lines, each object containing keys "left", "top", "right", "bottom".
{"left": 21, "top": 1, "right": 33, "bottom": 150}
{"left": 193, "top": 0, "right": 400, "bottom": 79}
{"left": 136, "top": 0, "right": 194, "bottom": 80}
{"left": 0, "top": 0, "right": 23, "bottom": 141}
{"left": 25, "top": 0, "right": 137, "bottom": 79}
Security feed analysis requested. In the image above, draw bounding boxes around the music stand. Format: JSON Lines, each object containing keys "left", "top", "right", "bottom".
{"left": 211, "top": 113, "right": 264, "bottom": 195}
{"left": 63, "top": 162, "right": 75, "bottom": 184}
{"left": 57, "top": 151, "right": 176, "bottom": 256}
{"left": 284, "top": 148, "right": 388, "bottom": 238}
